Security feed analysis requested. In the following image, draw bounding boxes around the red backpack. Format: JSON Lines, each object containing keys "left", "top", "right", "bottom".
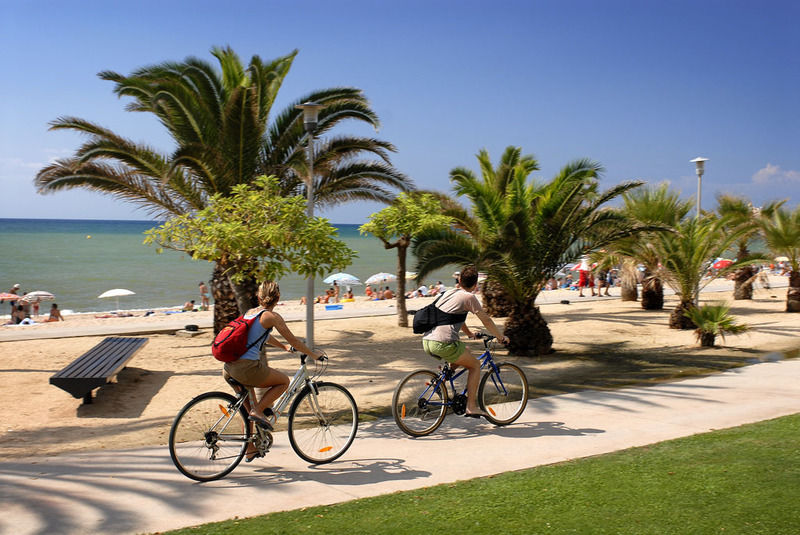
{"left": 212, "top": 311, "right": 268, "bottom": 362}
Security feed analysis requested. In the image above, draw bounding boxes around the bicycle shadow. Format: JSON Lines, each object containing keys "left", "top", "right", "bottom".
{"left": 361, "top": 416, "right": 605, "bottom": 442}
{"left": 229, "top": 457, "right": 432, "bottom": 487}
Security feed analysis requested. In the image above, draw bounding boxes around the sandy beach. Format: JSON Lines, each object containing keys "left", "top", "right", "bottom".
{"left": 1, "top": 276, "right": 797, "bottom": 459}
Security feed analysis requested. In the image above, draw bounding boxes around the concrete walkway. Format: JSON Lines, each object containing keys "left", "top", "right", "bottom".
{"left": 2, "top": 357, "right": 799, "bottom": 535}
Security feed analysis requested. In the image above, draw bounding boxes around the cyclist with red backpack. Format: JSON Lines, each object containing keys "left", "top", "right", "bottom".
{"left": 222, "top": 281, "right": 324, "bottom": 438}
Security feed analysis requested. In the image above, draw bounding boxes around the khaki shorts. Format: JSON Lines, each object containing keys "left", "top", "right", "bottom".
{"left": 423, "top": 339, "right": 465, "bottom": 363}
{"left": 223, "top": 355, "right": 271, "bottom": 386}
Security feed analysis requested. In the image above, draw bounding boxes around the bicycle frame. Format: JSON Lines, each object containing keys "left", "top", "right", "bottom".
{"left": 419, "top": 340, "right": 505, "bottom": 409}
{"left": 227, "top": 354, "right": 323, "bottom": 423}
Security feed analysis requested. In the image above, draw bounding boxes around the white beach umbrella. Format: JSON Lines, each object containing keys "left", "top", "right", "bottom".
{"left": 20, "top": 290, "right": 56, "bottom": 304}
{"left": 323, "top": 272, "right": 362, "bottom": 285}
{"left": 98, "top": 288, "right": 135, "bottom": 311}
{"left": 365, "top": 272, "right": 397, "bottom": 285}
{"left": 404, "top": 272, "right": 418, "bottom": 280}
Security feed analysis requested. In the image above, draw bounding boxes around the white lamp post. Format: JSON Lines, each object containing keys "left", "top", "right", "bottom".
{"left": 296, "top": 101, "right": 323, "bottom": 348}
{"left": 690, "top": 157, "right": 708, "bottom": 219}
{"left": 690, "top": 157, "right": 708, "bottom": 306}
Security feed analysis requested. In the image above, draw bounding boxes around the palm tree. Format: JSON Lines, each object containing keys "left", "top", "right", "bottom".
{"left": 757, "top": 204, "right": 800, "bottom": 312}
{"left": 35, "top": 47, "right": 412, "bottom": 330}
{"left": 449, "top": 147, "right": 540, "bottom": 317}
{"left": 608, "top": 184, "right": 689, "bottom": 310}
{"left": 684, "top": 302, "right": 748, "bottom": 347}
{"left": 653, "top": 215, "right": 757, "bottom": 329}
{"left": 715, "top": 195, "right": 772, "bottom": 300}
{"left": 414, "top": 146, "right": 645, "bottom": 355}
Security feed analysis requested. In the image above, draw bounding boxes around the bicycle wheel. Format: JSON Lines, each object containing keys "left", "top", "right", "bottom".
{"left": 288, "top": 382, "right": 358, "bottom": 464}
{"left": 392, "top": 370, "right": 448, "bottom": 437}
{"left": 479, "top": 362, "right": 528, "bottom": 426}
{"left": 169, "top": 391, "right": 249, "bottom": 482}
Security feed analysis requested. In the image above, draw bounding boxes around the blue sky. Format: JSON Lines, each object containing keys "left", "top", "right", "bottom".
{"left": 1, "top": 0, "right": 798, "bottom": 224}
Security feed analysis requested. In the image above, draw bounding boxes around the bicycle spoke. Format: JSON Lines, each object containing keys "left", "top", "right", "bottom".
{"left": 393, "top": 370, "right": 448, "bottom": 437}
{"left": 169, "top": 392, "right": 249, "bottom": 481}
{"left": 288, "top": 382, "right": 358, "bottom": 464}
{"left": 479, "top": 363, "right": 528, "bottom": 425}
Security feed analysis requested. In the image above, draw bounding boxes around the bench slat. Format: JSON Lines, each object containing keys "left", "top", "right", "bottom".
{"left": 56, "top": 339, "right": 144, "bottom": 378}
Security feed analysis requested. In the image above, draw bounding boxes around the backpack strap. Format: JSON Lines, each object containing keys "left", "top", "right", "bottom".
{"left": 244, "top": 309, "right": 270, "bottom": 352}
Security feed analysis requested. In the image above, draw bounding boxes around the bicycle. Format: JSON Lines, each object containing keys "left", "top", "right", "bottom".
{"left": 392, "top": 333, "right": 528, "bottom": 437}
{"left": 169, "top": 352, "right": 358, "bottom": 482}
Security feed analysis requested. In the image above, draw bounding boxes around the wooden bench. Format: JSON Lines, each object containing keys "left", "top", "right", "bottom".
{"left": 50, "top": 336, "right": 149, "bottom": 404}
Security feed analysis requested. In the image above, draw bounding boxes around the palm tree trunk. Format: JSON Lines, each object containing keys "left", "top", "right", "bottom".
{"left": 211, "top": 263, "right": 239, "bottom": 333}
{"left": 481, "top": 279, "right": 514, "bottom": 317}
{"left": 210, "top": 263, "right": 258, "bottom": 333}
{"left": 786, "top": 270, "right": 800, "bottom": 312}
{"left": 669, "top": 299, "right": 696, "bottom": 330}
{"left": 504, "top": 296, "right": 553, "bottom": 356}
{"left": 396, "top": 245, "right": 409, "bottom": 327}
{"left": 620, "top": 269, "right": 638, "bottom": 301}
{"left": 641, "top": 274, "right": 664, "bottom": 310}
{"left": 733, "top": 266, "right": 755, "bottom": 300}
{"left": 700, "top": 332, "right": 716, "bottom": 347}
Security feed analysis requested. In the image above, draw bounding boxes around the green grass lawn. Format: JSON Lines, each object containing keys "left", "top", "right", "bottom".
{"left": 165, "top": 413, "right": 800, "bottom": 535}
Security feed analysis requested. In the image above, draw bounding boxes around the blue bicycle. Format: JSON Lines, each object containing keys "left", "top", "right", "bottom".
{"left": 392, "top": 334, "right": 529, "bottom": 436}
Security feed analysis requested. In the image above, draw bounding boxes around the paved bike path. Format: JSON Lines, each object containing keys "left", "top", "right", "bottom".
{"left": 2, "top": 357, "right": 799, "bottom": 535}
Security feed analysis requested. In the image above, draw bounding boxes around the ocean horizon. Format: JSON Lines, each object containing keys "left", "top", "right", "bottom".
{"left": 0, "top": 218, "right": 454, "bottom": 316}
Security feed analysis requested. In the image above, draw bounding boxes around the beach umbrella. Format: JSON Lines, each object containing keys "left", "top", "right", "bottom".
{"left": 365, "top": 272, "right": 397, "bottom": 285}
{"left": 0, "top": 292, "right": 20, "bottom": 302}
{"left": 98, "top": 288, "right": 135, "bottom": 311}
{"left": 405, "top": 272, "right": 418, "bottom": 280}
{"left": 774, "top": 256, "right": 789, "bottom": 262}
{"left": 20, "top": 290, "right": 56, "bottom": 303}
{"left": 322, "top": 272, "right": 362, "bottom": 285}
{"left": 712, "top": 259, "right": 733, "bottom": 270}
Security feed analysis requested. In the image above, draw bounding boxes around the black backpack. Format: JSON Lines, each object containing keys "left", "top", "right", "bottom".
{"left": 412, "top": 290, "right": 468, "bottom": 334}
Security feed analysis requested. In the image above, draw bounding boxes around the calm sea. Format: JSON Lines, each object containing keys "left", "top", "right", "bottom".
{"left": 0, "top": 219, "right": 454, "bottom": 315}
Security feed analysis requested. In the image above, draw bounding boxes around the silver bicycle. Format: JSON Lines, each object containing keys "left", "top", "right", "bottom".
{"left": 169, "top": 353, "right": 358, "bottom": 482}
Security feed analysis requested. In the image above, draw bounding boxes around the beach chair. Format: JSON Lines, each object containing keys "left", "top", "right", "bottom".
{"left": 50, "top": 336, "right": 149, "bottom": 404}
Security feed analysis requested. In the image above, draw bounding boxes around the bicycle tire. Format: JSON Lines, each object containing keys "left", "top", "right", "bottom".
{"left": 288, "top": 382, "right": 358, "bottom": 464}
{"left": 392, "top": 369, "right": 448, "bottom": 437}
{"left": 169, "top": 391, "right": 249, "bottom": 482}
{"left": 479, "top": 362, "right": 528, "bottom": 425}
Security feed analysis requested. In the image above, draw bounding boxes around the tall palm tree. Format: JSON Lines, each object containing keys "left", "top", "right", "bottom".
{"left": 449, "top": 147, "right": 540, "bottom": 317}
{"left": 653, "top": 214, "right": 757, "bottom": 329}
{"left": 757, "top": 204, "right": 800, "bottom": 312}
{"left": 414, "top": 147, "right": 645, "bottom": 355}
{"left": 716, "top": 195, "right": 779, "bottom": 300}
{"left": 607, "top": 184, "right": 689, "bottom": 310}
{"left": 35, "top": 46, "right": 412, "bottom": 330}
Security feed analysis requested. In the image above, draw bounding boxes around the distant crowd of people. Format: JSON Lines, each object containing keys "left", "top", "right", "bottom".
{"left": 3, "top": 283, "right": 64, "bottom": 325}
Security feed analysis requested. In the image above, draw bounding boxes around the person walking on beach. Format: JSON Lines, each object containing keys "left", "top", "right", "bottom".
{"left": 6, "top": 284, "right": 20, "bottom": 313}
{"left": 222, "top": 281, "right": 323, "bottom": 461}
{"left": 577, "top": 256, "right": 597, "bottom": 297}
{"left": 421, "top": 266, "right": 508, "bottom": 418}
{"left": 198, "top": 281, "right": 210, "bottom": 311}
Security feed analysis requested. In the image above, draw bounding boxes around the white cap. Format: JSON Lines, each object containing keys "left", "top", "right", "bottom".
{"left": 13, "top": 284, "right": 20, "bottom": 289}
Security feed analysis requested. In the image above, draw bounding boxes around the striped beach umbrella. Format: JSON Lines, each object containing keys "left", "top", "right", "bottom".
{"left": 20, "top": 290, "right": 56, "bottom": 303}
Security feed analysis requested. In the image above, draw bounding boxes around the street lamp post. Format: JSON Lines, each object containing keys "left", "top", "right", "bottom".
{"left": 296, "top": 101, "right": 323, "bottom": 348}
{"left": 690, "top": 157, "right": 708, "bottom": 307}
{"left": 690, "top": 157, "right": 708, "bottom": 219}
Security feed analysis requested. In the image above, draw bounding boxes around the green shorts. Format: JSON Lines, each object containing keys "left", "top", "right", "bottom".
{"left": 422, "top": 339, "right": 465, "bottom": 363}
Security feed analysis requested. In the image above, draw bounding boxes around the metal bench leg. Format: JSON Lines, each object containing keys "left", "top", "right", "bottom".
{"left": 83, "top": 392, "right": 93, "bottom": 405}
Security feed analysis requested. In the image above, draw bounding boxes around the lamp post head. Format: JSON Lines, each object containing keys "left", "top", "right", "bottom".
{"left": 295, "top": 101, "right": 322, "bottom": 133}
{"left": 690, "top": 157, "right": 709, "bottom": 176}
